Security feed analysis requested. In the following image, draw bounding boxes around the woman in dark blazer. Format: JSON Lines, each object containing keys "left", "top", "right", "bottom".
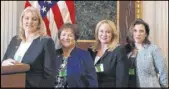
{"left": 54, "top": 23, "right": 98, "bottom": 88}
{"left": 88, "top": 20, "right": 129, "bottom": 87}
{"left": 2, "top": 6, "right": 60, "bottom": 88}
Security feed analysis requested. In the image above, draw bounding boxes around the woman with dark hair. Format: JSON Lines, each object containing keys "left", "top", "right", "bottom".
{"left": 54, "top": 23, "right": 98, "bottom": 88}
{"left": 125, "top": 18, "right": 168, "bottom": 88}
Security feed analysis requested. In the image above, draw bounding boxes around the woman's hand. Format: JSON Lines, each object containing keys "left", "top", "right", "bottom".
{"left": 1, "top": 58, "right": 17, "bottom": 66}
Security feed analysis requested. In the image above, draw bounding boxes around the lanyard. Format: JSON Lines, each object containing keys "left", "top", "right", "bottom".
{"left": 129, "top": 50, "right": 138, "bottom": 68}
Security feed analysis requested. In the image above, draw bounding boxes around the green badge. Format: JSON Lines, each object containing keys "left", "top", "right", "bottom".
{"left": 95, "top": 64, "right": 104, "bottom": 72}
{"left": 59, "top": 69, "right": 67, "bottom": 77}
{"left": 16, "top": 55, "right": 22, "bottom": 62}
{"left": 129, "top": 68, "right": 135, "bottom": 75}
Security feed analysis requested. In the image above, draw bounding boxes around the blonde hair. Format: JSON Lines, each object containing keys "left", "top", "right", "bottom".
{"left": 19, "top": 6, "right": 46, "bottom": 41}
{"left": 91, "top": 20, "right": 119, "bottom": 51}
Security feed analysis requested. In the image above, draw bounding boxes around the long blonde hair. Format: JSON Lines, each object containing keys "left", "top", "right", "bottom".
{"left": 18, "top": 6, "right": 46, "bottom": 41}
{"left": 91, "top": 20, "right": 119, "bottom": 52}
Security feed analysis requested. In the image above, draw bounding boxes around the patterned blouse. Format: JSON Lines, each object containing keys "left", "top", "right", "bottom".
{"left": 54, "top": 57, "right": 68, "bottom": 88}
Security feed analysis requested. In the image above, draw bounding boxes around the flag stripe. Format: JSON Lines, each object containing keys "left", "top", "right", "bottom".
{"left": 51, "top": 4, "right": 64, "bottom": 29}
{"left": 43, "top": 17, "right": 51, "bottom": 36}
{"left": 24, "top": 0, "right": 31, "bottom": 8}
{"left": 57, "top": 1, "right": 72, "bottom": 24}
{"left": 65, "top": 1, "right": 75, "bottom": 24}
{"left": 47, "top": 9, "right": 60, "bottom": 49}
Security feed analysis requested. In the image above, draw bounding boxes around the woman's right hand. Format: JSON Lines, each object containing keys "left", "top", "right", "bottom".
{"left": 1, "top": 58, "right": 17, "bottom": 66}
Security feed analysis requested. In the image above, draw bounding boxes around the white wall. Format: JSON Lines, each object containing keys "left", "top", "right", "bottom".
{"left": 142, "top": 1, "right": 168, "bottom": 59}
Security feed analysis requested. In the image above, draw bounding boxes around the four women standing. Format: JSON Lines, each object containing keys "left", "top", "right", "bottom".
{"left": 1, "top": 6, "right": 168, "bottom": 88}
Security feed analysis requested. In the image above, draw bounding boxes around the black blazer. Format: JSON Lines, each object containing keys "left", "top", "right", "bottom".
{"left": 88, "top": 45, "right": 129, "bottom": 87}
{"left": 2, "top": 35, "right": 60, "bottom": 88}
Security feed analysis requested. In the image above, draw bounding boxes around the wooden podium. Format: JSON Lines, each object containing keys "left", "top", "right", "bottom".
{"left": 1, "top": 63, "right": 30, "bottom": 88}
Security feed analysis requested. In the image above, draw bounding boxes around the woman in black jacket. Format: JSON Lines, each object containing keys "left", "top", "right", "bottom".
{"left": 1, "top": 6, "right": 60, "bottom": 88}
{"left": 88, "top": 20, "right": 129, "bottom": 88}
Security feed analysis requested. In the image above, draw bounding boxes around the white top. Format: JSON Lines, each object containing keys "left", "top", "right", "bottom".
{"left": 14, "top": 40, "right": 33, "bottom": 62}
{"left": 94, "top": 56, "right": 101, "bottom": 65}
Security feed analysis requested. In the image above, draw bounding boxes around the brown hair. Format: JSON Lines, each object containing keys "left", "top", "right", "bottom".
{"left": 58, "top": 23, "right": 79, "bottom": 41}
{"left": 125, "top": 18, "right": 151, "bottom": 53}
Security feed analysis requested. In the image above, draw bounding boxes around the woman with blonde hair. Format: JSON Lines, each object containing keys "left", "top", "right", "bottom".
{"left": 88, "top": 20, "right": 129, "bottom": 87}
{"left": 2, "top": 6, "right": 60, "bottom": 88}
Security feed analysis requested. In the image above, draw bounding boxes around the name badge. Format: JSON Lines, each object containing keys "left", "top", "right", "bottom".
{"left": 15, "top": 55, "right": 22, "bottom": 62}
{"left": 59, "top": 69, "right": 67, "bottom": 77}
{"left": 95, "top": 64, "right": 104, "bottom": 72}
{"left": 129, "top": 68, "right": 135, "bottom": 75}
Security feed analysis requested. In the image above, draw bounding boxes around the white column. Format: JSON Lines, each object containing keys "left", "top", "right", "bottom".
{"left": 142, "top": 1, "right": 156, "bottom": 43}
{"left": 142, "top": 1, "right": 168, "bottom": 59}
{"left": 1, "top": 1, "right": 25, "bottom": 61}
{"left": 1, "top": 1, "right": 18, "bottom": 61}
{"left": 155, "top": 1, "right": 168, "bottom": 59}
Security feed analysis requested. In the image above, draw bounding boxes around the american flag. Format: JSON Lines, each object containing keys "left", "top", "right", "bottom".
{"left": 24, "top": 0, "right": 75, "bottom": 49}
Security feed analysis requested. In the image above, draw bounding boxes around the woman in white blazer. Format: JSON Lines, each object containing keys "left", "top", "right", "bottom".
{"left": 125, "top": 18, "right": 168, "bottom": 88}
